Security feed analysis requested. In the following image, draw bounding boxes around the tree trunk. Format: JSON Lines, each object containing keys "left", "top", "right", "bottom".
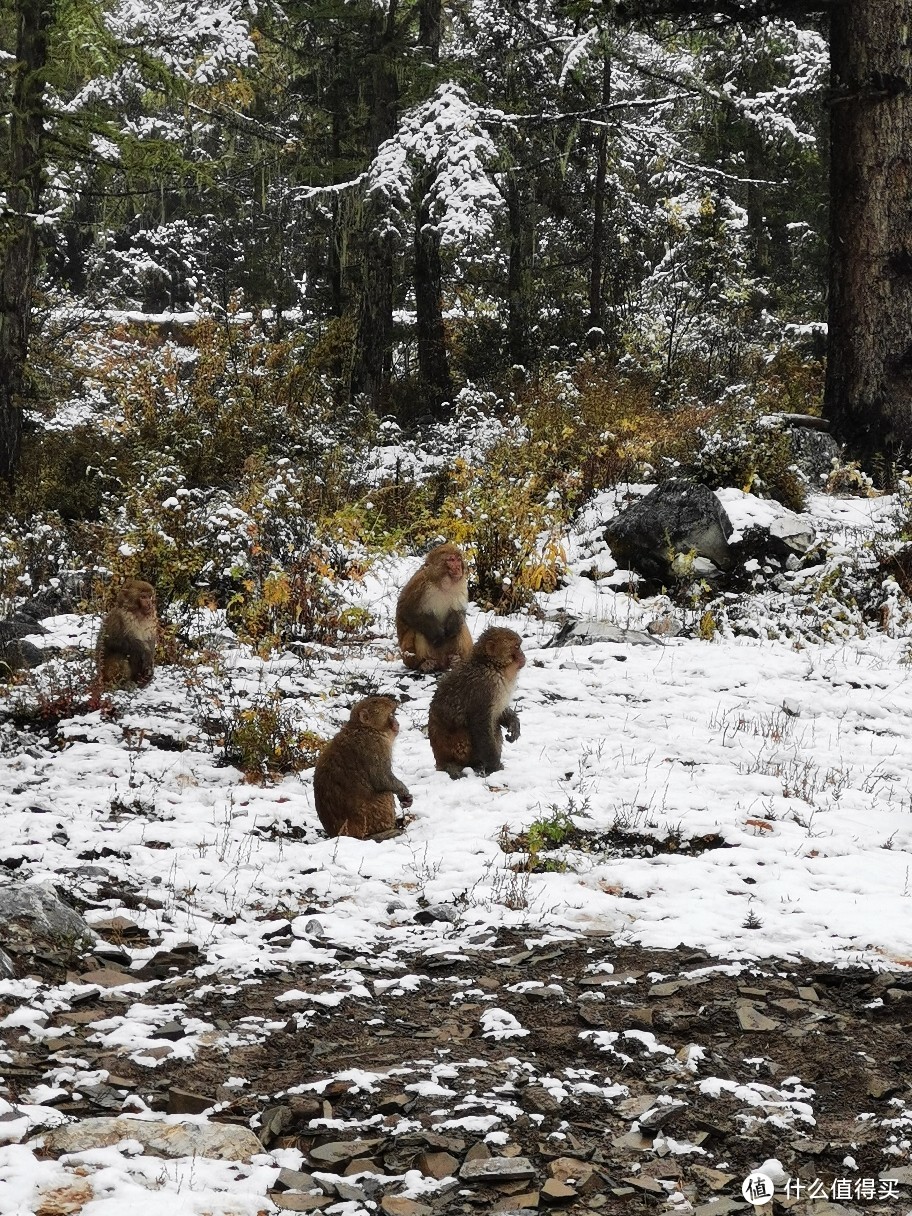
{"left": 414, "top": 177, "right": 454, "bottom": 416}
{"left": 351, "top": 2, "right": 400, "bottom": 412}
{"left": 413, "top": 0, "right": 452, "bottom": 417}
{"left": 588, "top": 51, "right": 612, "bottom": 348}
{"left": 506, "top": 175, "right": 535, "bottom": 371}
{"left": 0, "top": 0, "right": 52, "bottom": 482}
{"left": 823, "top": 0, "right": 912, "bottom": 471}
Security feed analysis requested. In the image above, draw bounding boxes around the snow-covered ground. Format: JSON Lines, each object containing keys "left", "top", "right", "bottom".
{"left": 2, "top": 485, "right": 911, "bottom": 1211}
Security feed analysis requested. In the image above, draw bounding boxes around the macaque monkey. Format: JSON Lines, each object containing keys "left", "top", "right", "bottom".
{"left": 313, "top": 695, "right": 413, "bottom": 839}
{"left": 396, "top": 543, "right": 473, "bottom": 672}
{"left": 428, "top": 626, "right": 525, "bottom": 778}
{"left": 96, "top": 579, "right": 158, "bottom": 689}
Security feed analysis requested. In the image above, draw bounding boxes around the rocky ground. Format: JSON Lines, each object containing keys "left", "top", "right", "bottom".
{"left": 3, "top": 915, "right": 912, "bottom": 1215}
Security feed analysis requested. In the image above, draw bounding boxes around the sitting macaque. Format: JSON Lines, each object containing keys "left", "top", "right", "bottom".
{"left": 396, "top": 543, "right": 473, "bottom": 672}
{"left": 428, "top": 626, "right": 525, "bottom": 778}
{"left": 96, "top": 578, "right": 158, "bottom": 689}
{"left": 313, "top": 695, "right": 413, "bottom": 838}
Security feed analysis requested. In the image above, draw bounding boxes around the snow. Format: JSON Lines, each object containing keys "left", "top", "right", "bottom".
{"left": 3, "top": 486, "right": 912, "bottom": 1206}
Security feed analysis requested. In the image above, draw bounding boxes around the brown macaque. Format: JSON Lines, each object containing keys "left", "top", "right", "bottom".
{"left": 396, "top": 543, "right": 473, "bottom": 673}
{"left": 313, "top": 695, "right": 413, "bottom": 839}
{"left": 96, "top": 579, "right": 158, "bottom": 689}
{"left": 428, "top": 626, "right": 525, "bottom": 779}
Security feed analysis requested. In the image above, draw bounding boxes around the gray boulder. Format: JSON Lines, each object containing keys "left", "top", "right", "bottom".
{"left": 0, "top": 882, "right": 97, "bottom": 957}
{"left": 604, "top": 480, "right": 734, "bottom": 583}
{"left": 42, "top": 1116, "right": 264, "bottom": 1161}
{"left": 546, "top": 620, "right": 660, "bottom": 648}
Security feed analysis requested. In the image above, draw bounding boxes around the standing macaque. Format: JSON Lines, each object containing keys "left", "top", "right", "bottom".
{"left": 396, "top": 543, "right": 473, "bottom": 672}
{"left": 313, "top": 696, "right": 413, "bottom": 839}
{"left": 96, "top": 579, "right": 158, "bottom": 689}
{"left": 428, "top": 627, "right": 525, "bottom": 778}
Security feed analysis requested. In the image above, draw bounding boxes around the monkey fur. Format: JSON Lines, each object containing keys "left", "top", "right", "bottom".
{"left": 395, "top": 543, "right": 473, "bottom": 672}
{"left": 96, "top": 578, "right": 158, "bottom": 689}
{"left": 427, "top": 626, "right": 525, "bottom": 778}
{"left": 313, "top": 695, "right": 413, "bottom": 839}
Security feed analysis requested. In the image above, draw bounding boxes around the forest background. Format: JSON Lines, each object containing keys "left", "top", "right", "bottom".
{"left": 0, "top": 0, "right": 905, "bottom": 640}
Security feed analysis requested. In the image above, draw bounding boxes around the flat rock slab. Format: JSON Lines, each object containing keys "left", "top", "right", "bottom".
{"left": 460, "top": 1156, "right": 537, "bottom": 1184}
{"left": 309, "top": 1137, "right": 386, "bottom": 1166}
{"left": 41, "top": 1116, "right": 263, "bottom": 1161}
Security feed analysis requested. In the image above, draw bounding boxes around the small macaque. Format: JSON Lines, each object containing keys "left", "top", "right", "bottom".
{"left": 96, "top": 578, "right": 158, "bottom": 689}
{"left": 396, "top": 543, "right": 473, "bottom": 673}
{"left": 428, "top": 626, "right": 525, "bottom": 778}
{"left": 313, "top": 695, "right": 413, "bottom": 839}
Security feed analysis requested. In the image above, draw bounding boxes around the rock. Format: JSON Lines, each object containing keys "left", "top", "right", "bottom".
{"left": 414, "top": 1150, "right": 459, "bottom": 1179}
{"left": 275, "top": 1168, "right": 318, "bottom": 1192}
{"left": 0, "top": 637, "right": 45, "bottom": 673}
{"left": 548, "top": 1159, "right": 594, "bottom": 1190}
{"left": 380, "top": 1199, "right": 432, "bottom": 1216}
{"left": 647, "top": 615, "right": 683, "bottom": 638}
{"left": 460, "top": 1157, "right": 537, "bottom": 1184}
{"left": 523, "top": 1086, "right": 561, "bottom": 1115}
{"left": 413, "top": 904, "right": 460, "bottom": 925}
{"left": 34, "top": 1181, "right": 94, "bottom": 1215}
{"left": 769, "top": 514, "right": 815, "bottom": 554}
{"left": 309, "top": 1137, "right": 386, "bottom": 1166}
{"left": 167, "top": 1088, "right": 216, "bottom": 1115}
{"left": 42, "top": 1116, "right": 263, "bottom": 1161}
{"left": 623, "top": 1175, "right": 664, "bottom": 1195}
{"left": 0, "top": 947, "right": 13, "bottom": 978}
{"left": 0, "top": 882, "right": 97, "bottom": 956}
{"left": 540, "top": 1178, "right": 576, "bottom": 1202}
{"left": 639, "top": 1099, "right": 687, "bottom": 1130}
{"left": 691, "top": 1166, "right": 736, "bottom": 1191}
{"left": 493, "top": 1194, "right": 539, "bottom": 1211}
{"left": 736, "top": 1001, "right": 779, "bottom": 1032}
{"left": 272, "top": 1196, "right": 332, "bottom": 1212}
{"left": 77, "top": 968, "right": 137, "bottom": 989}
{"left": 20, "top": 587, "right": 76, "bottom": 618}
{"left": 604, "top": 480, "right": 733, "bottom": 583}
{"left": 546, "top": 620, "right": 660, "bottom": 648}
{"left": 788, "top": 426, "right": 841, "bottom": 484}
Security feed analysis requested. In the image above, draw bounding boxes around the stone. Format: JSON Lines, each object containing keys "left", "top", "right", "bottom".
{"left": 0, "top": 883, "right": 97, "bottom": 955}
{"left": 603, "top": 479, "right": 734, "bottom": 583}
{"left": 77, "top": 968, "right": 137, "bottom": 989}
{"left": 271, "top": 1196, "right": 332, "bottom": 1212}
{"left": 309, "top": 1137, "right": 385, "bottom": 1166}
{"left": 42, "top": 1116, "right": 263, "bottom": 1161}
{"left": 460, "top": 1157, "right": 537, "bottom": 1184}
{"left": 736, "top": 1001, "right": 779, "bottom": 1032}
{"left": 622, "top": 1175, "right": 664, "bottom": 1195}
{"left": 639, "top": 1100, "right": 687, "bottom": 1130}
{"left": 413, "top": 904, "right": 460, "bottom": 925}
{"left": 493, "top": 1194, "right": 539, "bottom": 1211}
{"left": 769, "top": 514, "right": 815, "bottom": 554}
{"left": 548, "top": 1160, "right": 593, "bottom": 1189}
{"left": 691, "top": 1166, "right": 736, "bottom": 1191}
{"left": 0, "top": 947, "right": 13, "bottom": 978}
{"left": 541, "top": 1178, "right": 576, "bottom": 1202}
{"left": 167, "top": 1088, "right": 215, "bottom": 1115}
{"left": 34, "top": 1181, "right": 94, "bottom": 1216}
{"left": 380, "top": 1198, "right": 432, "bottom": 1216}
{"left": 546, "top": 620, "right": 660, "bottom": 648}
{"left": 275, "top": 1168, "right": 318, "bottom": 1192}
{"left": 787, "top": 426, "right": 841, "bottom": 484}
{"left": 524, "top": 1086, "right": 561, "bottom": 1115}
{"left": 414, "top": 1150, "right": 459, "bottom": 1180}
{"left": 647, "top": 615, "right": 683, "bottom": 638}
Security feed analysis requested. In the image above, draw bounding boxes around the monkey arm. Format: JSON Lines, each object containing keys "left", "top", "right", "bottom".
{"left": 374, "top": 769, "right": 413, "bottom": 807}
{"left": 403, "top": 607, "right": 463, "bottom": 647}
{"left": 499, "top": 707, "right": 521, "bottom": 743}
